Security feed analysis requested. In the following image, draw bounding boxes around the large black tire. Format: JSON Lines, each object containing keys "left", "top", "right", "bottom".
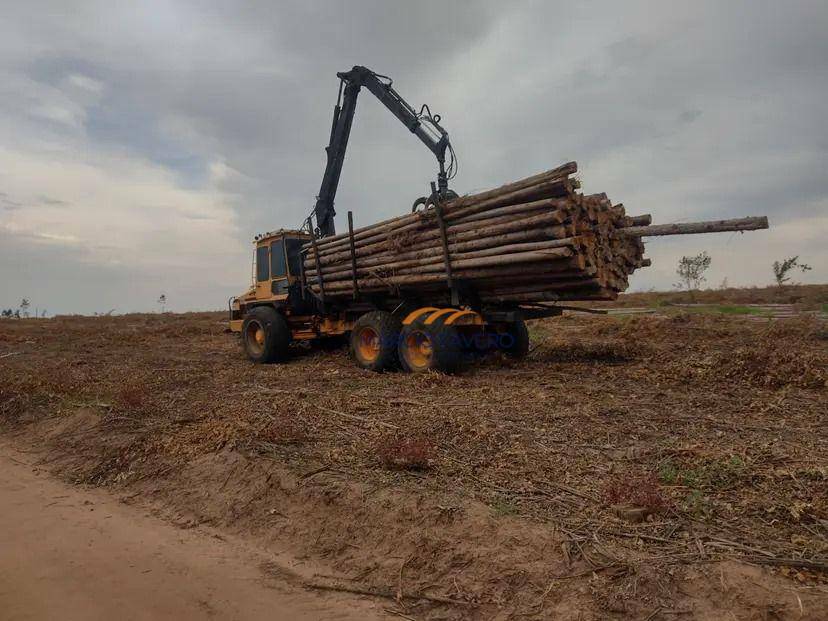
{"left": 241, "top": 306, "right": 291, "bottom": 363}
{"left": 398, "top": 320, "right": 464, "bottom": 374}
{"left": 498, "top": 319, "right": 530, "bottom": 359}
{"left": 350, "top": 311, "right": 402, "bottom": 372}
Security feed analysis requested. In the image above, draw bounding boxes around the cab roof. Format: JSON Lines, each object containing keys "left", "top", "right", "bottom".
{"left": 253, "top": 228, "right": 311, "bottom": 243}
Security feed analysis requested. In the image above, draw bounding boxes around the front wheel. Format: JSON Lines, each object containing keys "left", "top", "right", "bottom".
{"left": 241, "top": 306, "right": 291, "bottom": 363}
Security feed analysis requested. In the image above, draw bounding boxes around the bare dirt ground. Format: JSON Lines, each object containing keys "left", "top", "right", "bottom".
{"left": 0, "top": 442, "right": 385, "bottom": 621}
{"left": 1, "top": 285, "right": 826, "bottom": 620}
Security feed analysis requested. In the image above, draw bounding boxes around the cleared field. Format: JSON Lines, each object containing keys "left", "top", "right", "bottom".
{"left": 589, "top": 284, "right": 828, "bottom": 309}
{"left": 1, "top": 287, "right": 826, "bottom": 620}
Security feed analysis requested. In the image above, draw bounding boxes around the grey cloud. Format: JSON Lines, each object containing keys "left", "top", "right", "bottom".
{"left": 606, "top": 36, "right": 661, "bottom": 68}
{"left": 0, "top": 192, "right": 71, "bottom": 211}
{"left": 0, "top": 193, "right": 24, "bottom": 211}
{"left": 677, "top": 110, "right": 702, "bottom": 124}
{"left": 37, "top": 196, "right": 71, "bottom": 207}
{"left": 0, "top": 1, "right": 826, "bottom": 313}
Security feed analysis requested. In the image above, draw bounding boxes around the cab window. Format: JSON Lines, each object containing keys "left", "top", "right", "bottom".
{"left": 270, "top": 240, "right": 287, "bottom": 278}
{"left": 285, "top": 238, "right": 304, "bottom": 276}
{"left": 256, "top": 245, "right": 269, "bottom": 282}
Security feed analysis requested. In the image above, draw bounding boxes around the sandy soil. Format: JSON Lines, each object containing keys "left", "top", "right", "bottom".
{"left": 0, "top": 441, "right": 384, "bottom": 621}
{"left": 1, "top": 286, "right": 826, "bottom": 619}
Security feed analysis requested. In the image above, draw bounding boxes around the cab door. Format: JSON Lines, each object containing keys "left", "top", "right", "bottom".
{"left": 254, "top": 243, "right": 271, "bottom": 299}
{"left": 269, "top": 238, "right": 290, "bottom": 298}
{"left": 284, "top": 237, "right": 307, "bottom": 280}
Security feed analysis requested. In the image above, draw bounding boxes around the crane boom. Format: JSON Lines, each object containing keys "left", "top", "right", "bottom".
{"left": 311, "top": 66, "right": 454, "bottom": 237}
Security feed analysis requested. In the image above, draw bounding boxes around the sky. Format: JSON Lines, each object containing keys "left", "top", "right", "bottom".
{"left": 0, "top": 0, "right": 826, "bottom": 315}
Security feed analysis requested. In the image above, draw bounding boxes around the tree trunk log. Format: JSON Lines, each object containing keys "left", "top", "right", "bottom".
{"left": 299, "top": 161, "right": 768, "bottom": 305}
{"left": 620, "top": 216, "right": 769, "bottom": 237}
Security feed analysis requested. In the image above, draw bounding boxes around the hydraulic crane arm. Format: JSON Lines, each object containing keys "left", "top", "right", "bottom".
{"left": 311, "top": 66, "right": 456, "bottom": 237}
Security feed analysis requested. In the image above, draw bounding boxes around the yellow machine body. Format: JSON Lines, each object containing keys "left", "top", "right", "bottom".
{"left": 229, "top": 229, "right": 486, "bottom": 344}
{"left": 227, "top": 229, "right": 524, "bottom": 374}
{"left": 229, "top": 229, "right": 354, "bottom": 340}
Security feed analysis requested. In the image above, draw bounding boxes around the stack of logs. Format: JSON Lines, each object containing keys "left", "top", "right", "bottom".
{"left": 302, "top": 162, "right": 768, "bottom": 304}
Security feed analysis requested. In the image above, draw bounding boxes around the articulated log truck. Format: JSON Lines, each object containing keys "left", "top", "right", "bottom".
{"left": 228, "top": 221, "right": 537, "bottom": 374}
{"left": 228, "top": 66, "right": 768, "bottom": 373}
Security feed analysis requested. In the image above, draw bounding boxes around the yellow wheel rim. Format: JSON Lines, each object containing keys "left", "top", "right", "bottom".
{"left": 404, "top": 330, "right": 433, "bottom": 370}
{"left": 355, "top": 326, "right": 380, "bottom": 362}
{"left": 245, "top": 320, "right": 266, "bottom": 356}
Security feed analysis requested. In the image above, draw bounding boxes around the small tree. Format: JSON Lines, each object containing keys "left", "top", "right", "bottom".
{"left": 157, "top": 293, "right": 167, "bottom": 313}
{"left": 772, "top": 256, "right": 811, "bottom": 286}
{"left": 19, "top": 298, "right": 30, "bottom": 318}
{"left": 1, "top": 309, "right": 12, "bottom": 318}
{"left": 675, "top": 252, "right": 711, "bottom": 292}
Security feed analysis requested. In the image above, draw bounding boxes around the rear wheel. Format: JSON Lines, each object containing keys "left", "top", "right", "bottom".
{"left": 242, "top": 306, "right": 291, "bottom": 363}
{"left": 399, "top": 321, "right": 464, "bottom": 374}
{"left": 350, "top": 311, "right": 402, "bottom": 372}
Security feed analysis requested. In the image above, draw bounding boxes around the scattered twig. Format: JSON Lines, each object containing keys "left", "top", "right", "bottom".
{"left": 532, "top": 478, "right": 599, "bottom": 503}
{"left": 383, "top": 609, "right": 417, "bottom": 621}
{"left": 300, "top": 464, "right": 332, "bottom": 480}
{"left": 252, "top": 385, "right": 294, "bottom": 395}
{"left": 642, "top": 606, "right": 662, "bottom": 621}
{"left": 739, "top": 556, "right": 828, "bottom": 572}
{"left": 311, "top": 403, "right": 399, "bottom": 429}
{"left": 219, "top": 467, "right": 237, "bottom": 491}
{"left": 303, "top": 581, "right": 473, "bottom": 607}
{"left": 704, "top": 537, "right": 775, "bottom": 558}
{"left": 396, "top": 555, "right": 412, "bottom": 603}
{"left": 600, "top": 529, "right": 677, "bottom": 544}
{"left": 552, "top": 563, "right": 620, "bottom": 580}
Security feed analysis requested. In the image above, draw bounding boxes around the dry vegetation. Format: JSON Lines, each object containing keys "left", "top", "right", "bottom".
{"left": 1, "top": 286, "right": 826, "bottom": 620}
{"left": 591, "top": 283, "right": 828, "bottom": 309}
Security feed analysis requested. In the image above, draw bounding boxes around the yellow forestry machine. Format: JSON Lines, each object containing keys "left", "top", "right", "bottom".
{"left": 229, "top": 66, "right": 553, "bottom": 372}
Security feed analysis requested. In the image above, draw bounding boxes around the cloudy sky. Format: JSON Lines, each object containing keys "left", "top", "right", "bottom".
{"left": 1, "top": 1, "right": 825, "bottom": 314}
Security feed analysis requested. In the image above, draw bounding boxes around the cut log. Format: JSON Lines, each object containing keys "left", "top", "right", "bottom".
{"left": 300, "top": 162, "right": 768, "bottom": 306}
{"left": 315, "top": 259, "right": 586, "bottom": 293}
{"left": 307, "top": 167, "right": 576, "bottom": 253}
{"left": 306, "top": 214, "right": 571, "bottom": 267}
{"left": 627, "top": 214, "right": 652, "bottom": 226}
{"left": 620, "top": 216, "right": 769, "bottom": 237}
{"left": 308, "top": 238, "right": 581, "bottom": 281}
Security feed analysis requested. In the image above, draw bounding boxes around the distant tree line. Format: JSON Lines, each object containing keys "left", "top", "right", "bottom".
{"left": 1, "top": 298, "right": 46, "bottom": 319}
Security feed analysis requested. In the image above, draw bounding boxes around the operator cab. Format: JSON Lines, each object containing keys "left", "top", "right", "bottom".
{"left": 228, "top": 229, "right": 311, "bottom": 333}
{"left": 252, "top": 229, "right": 310, "bottom": 299}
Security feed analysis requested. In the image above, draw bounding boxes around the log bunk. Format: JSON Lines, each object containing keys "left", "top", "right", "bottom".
{"left": 302, "top": 162, "right": 768, "bottom": 305}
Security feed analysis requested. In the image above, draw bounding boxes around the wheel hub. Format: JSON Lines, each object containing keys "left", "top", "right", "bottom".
{"left": 245, "top": 320, "right": 266, "bottom": 356}
{"left": 356, "top": 327, "right": 380, "bottom": 362}
{"left": 404, "top": 330, "right": 433, "bottom": 369}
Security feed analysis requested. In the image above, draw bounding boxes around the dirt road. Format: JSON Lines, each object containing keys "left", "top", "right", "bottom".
{"left": 0, "top": 444, "right": 383, "bottom": 621}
